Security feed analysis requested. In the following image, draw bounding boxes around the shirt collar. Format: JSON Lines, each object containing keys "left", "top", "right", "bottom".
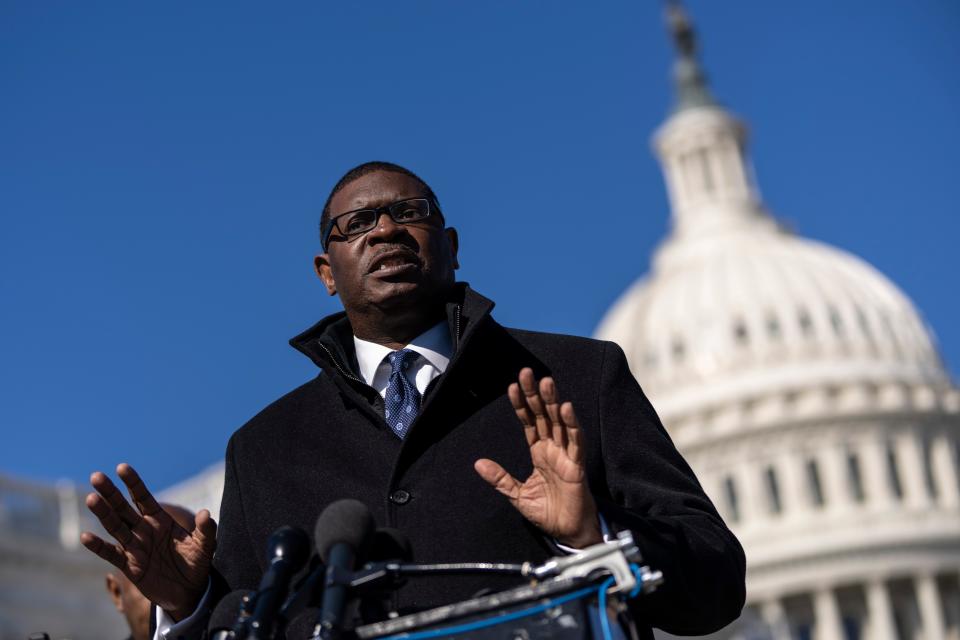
{"left": 353, "top": 321, "right": 453, "bottom": 386}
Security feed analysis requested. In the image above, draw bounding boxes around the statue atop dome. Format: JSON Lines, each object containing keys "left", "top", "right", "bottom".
{"left": 665, "top": 0, "right": 697, "bottom": 57}
{"left": 665, "top": 0, "right": 717, "bottom": 112}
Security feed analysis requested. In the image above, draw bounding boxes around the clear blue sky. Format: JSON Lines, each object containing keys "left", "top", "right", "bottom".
{"left": 2, "top": 1, "right": 958, "bottom": 491}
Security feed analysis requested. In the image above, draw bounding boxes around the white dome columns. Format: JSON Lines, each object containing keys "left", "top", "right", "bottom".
{"left": 895, "top": 430, "right": 934, "bottom": 511}
{"left": 653, "top": 108, "right": 767, "bottom": 240}
{"left": 759, "top": 599, "right": 792, "bottom": 640}
{"left": 756, "top": 576, "right": 956, "bottom": 640}
{"left": 915, "top": 574, "right": 948, "bottom": 640}
{"left": 684, "top": 418, "right": 960, "bottom": 541}
{"left": 812, "top": 588, "right": 846, "bottom": 640}
{"left": 819, "top": 444, "right": 853, "bottom": 521}
{"left": 930, "top": 431, "right": 960, "bottom": 509}
{"left": 864, "top": 580, "right": 898, "bottom": 640}
{"left": 860, "top": 437, "right": 899, "bottom": 512}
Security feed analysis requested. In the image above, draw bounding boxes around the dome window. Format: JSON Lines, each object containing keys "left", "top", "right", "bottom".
{"left": 766, "top": 314, "right": 782, "bottom": 340}
{"left": 671, "top": 338, "right": 686, "bottom": 362}
{"left": 733, "top": 320, "right": 749, "bottom": 346}
{"left": 764, "top": 466, "right": 782, "bottom": 515}
{"left": 723, "top": 476, "right": 740, "bottom": 523}
{"left": 886, "top": 445, "right": 904, "bottom": 501}
{"left": 845, "top": 452, "right": 866, "bottom": 503}
{"left": 805, "top": 459, "right": 825, "bottom": 508}
{"left": 829, "top": 307, "right": 844, "bottom": 337}
{"left": 921, "top": 439, "right": 938, "bottom": 500}
{"left": 798, "top": 308, "right": 814, "bottom": 337}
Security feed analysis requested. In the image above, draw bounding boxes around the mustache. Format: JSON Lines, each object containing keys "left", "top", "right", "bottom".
{"left": 366, "top": 245, "right": 422, "bottom": 272}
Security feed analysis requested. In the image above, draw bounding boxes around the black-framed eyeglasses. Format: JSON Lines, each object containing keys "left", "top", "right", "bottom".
{"left": 322, "top": 197, "right": 445, "bottom": 250}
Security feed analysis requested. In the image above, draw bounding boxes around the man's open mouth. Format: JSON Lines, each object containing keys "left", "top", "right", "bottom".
{"left": 369, "top": 251, "right": 421, "bottom": 274}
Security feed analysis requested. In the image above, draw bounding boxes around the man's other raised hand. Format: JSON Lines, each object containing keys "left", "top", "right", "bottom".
{"left": 80, "top": 463, "right": 216, "bottom": 622}
{"left": 474, "top": 368, "right": 603, "bottom": 549}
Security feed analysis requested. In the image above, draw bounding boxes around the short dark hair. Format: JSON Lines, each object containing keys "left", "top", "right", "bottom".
{"left": 320, "top": 161, "right": 440, "bottom": 249}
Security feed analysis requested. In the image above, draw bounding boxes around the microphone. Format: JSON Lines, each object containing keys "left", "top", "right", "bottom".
{"left": 280, "top": 528, "right": 411, "bottom": 633}
{"left": 247, "top": 525, "right": 312, "bottom": 639}
{"left": 312, "top": 499, "right": 376, "bottom": 640}
{"left": 206, "top": 589, "right": 255, "bottom": 639}
{"left": 279, "top": 528, "right": 412, "bottom": 629}
{"left": 275, "top": 555, "right": 326, "bottom": 634}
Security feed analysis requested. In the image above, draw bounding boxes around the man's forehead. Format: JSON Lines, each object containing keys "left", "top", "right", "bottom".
{"left": 331, "top": 171, "right": 429, "bottom": 214}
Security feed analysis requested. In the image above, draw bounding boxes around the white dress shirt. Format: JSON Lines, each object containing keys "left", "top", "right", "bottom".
{"left": 353, "top": 321, "right": 452, "bottom": 397}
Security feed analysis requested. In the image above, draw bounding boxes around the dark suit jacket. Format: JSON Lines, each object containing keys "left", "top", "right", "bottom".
{"left": 211, "top": 285, "right": 745, "bottom": 637}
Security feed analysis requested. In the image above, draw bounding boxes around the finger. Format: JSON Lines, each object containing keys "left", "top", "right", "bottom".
{"left": 539, "top": 377, "right": 566, "bottom": 448}
{"left": 561, "top": 401, "right": 583, "bottom": 463}
{"left": 192, "top": 509, "right": 218, "bottom": 557}
{"left": 117, "top": 463, "right": 162, "bottom": 517}
{"left": 508, "top": 382, "right": 538, "bottom": 446}
{"left": 90, "top": 471, "right": 141, "bottom": 527}
{"left": 518, "top": 368, "right": 551, "bottom": 441}
{"left": 474, "top": 459, "right": 522, "bottom": 502}
{"left": 85, "top": 492, "right": 134, "bottom": 547}
{"left": 80, "top": 531, "right": 127, "bottom": 570}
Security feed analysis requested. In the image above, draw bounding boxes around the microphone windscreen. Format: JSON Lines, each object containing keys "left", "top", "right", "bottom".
{"left": 314, "top": 499, "right": 376, "bottom": 563}
{"left": 266, "top": 525, "right": 312, "bottom": 569}
{"left": 369, "top": 527, "right": 413, "bottom": 563}
{"left": 207, "top": 589, "right": 254, "bottom": 633}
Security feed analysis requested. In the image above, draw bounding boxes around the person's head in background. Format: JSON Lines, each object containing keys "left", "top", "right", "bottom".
{"left": 103, "top": 504, "right": 196, "bottom": 640}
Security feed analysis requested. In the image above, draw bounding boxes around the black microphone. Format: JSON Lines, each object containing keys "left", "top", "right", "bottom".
{"left": 275, "top": 555, "right": 326, "bottom": 635}
{"left": 312, "top": 499, "right": 376, "bottom": 640}
{"left": 280, "top": 528, "right": 410, "bottom": 630}
{"left": 247, "top": 525, "right": 311, "bottom": 640}
{"left": 206, "top": 589, "right": 255, "bottom": 639}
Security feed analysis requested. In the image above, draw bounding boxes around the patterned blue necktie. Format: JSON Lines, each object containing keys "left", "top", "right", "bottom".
{"left": 384, "top": 348, "right": 421, "bottom": 439}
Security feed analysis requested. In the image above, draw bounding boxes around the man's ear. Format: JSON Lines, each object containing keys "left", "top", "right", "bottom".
{"left": 314, "top": 254, "right": 337, "bottom": 296}
{"left": 445, "top": 227, "right": 460, "bottom": 270}
{"left": 105, "top": 574, "right": 124, "bottom": 612}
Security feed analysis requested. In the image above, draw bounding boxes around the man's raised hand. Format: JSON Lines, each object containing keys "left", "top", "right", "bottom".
{"left": 80, "top": 463, "right": 216, "bottom": 621}
{"left": 474, "top": 368, "right": 603, "bottom": 549}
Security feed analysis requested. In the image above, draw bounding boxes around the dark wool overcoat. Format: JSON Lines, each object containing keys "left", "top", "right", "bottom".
{"left": 211, "top": 285, "right": 745, "bottom": 637}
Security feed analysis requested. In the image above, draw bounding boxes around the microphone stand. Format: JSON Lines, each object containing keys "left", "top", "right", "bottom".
{"left": 295, "top": 532, "right": 663, "bottom": 639}
{"left": 349, "top": 561, "right": 526, "bottom": 591}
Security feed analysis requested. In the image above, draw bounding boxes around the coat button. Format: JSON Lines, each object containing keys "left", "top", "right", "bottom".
{"left": 389, "top": 489, "right": 411, "bottom": 505}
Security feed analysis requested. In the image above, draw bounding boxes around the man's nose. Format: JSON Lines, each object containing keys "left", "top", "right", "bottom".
{"left": 366, "top": 210, "right": 408, "bottom": 242}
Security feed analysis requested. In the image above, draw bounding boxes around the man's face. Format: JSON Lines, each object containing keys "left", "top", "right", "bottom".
{"left": 105, "top": 572, "right": 151, "bottom": 640}
{"left": 316, "top": 170, "right": 459, "bottom": 314}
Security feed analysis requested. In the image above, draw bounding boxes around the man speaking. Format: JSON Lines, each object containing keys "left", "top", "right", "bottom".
{"left": 81, "top": 162, "right": 745, "bottom": 638}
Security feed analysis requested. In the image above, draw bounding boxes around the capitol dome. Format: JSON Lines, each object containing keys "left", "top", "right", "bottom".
{"left": 597, "top": 4, "right": 960, "bottom": 639}
{"left": 597, "top": 183, "right": 951, "bottom": 424}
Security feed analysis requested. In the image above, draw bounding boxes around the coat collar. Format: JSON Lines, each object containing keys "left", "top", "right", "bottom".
{"left": 288, "top": 283, "right": 495, "bottom": 380}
